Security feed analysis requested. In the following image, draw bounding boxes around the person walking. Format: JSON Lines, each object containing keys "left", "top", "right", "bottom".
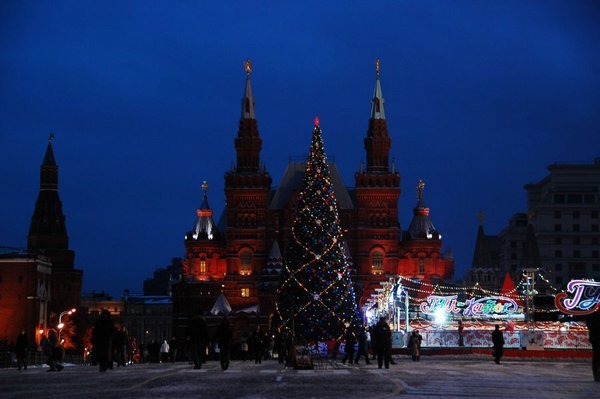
{"left": 341, "top": 326, "right": 356, "bottom": 365}
{"left": 586, "top": 310, "right": 600, "bottom": 382}
{"left": 92, "top": 309, "right": 116, "bottom": 372}
{"left": 491, "top": 325, "right": 504, "bottom": 364}
{"left": 187, "top": 312, "right": 209, "bottom": 369}
{"left": 373, "top": 317, "right": 391, "bottom": 369}
{"left": 251, "top": 326, "right": 265, "bottom": 364}
{"left": 355, "top": 326, "right": 371, "bottom": 365}
{"left": 15, "top": 330, "right": 29, "bottom": 371}
{"left": 43, "top": 329, "right": 63, "bottom": 372}
{"left": 408, "top": 330, "right": 422, "bottom": 361}
{"left": 160, "top": 339, "right": 170, "bottom": 363}
{"left": 214, "top": 316, "right": 233, "bottom": 370}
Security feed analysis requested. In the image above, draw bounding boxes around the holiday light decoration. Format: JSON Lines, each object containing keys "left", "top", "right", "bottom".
{"left": 555, "top": 279, "right": 600, "bottom": 315}
{"left": 275, "top": 119, "right": 359, "bottom": 342}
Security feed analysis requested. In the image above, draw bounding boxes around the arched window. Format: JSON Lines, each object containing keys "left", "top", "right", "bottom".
{"left": 200, "top": 260, "right": 206, "bottom": 275}
{"left": 371, "top": 250, "right": 384, "bottom": 275}
{"left": 240, "top": 251, "right": 252, "bottom": 275}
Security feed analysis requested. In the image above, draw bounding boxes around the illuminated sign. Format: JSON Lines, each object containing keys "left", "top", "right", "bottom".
{"left": 420, "top": 295, "right": 520, "bottom": 318}
{"left": 463, "top": 296, "right": 519, "bottom": 317}
{"left": 420, "top": 295, "right": 461, "bottom": 315}
{"left": 555, "top": 279, "right": 600, "bottom": 315}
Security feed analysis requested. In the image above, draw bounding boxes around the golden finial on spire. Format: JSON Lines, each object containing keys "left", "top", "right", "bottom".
{"left": 48, "top": 132, "right": 55, "bottom": 143}
{"left": 417, "top": 179, "right": 425, "bottom": 200}
{"left": 477, "top": 211, "right": 485, "bottom": 225}
{"left": 375, "top": 58, "right": 380, "bottom": 77}
{"left": 201, "top": 180, "right": 209, "bottom": 194}
{"left": 244, "top": 59, "right": 252, "bottom": 76}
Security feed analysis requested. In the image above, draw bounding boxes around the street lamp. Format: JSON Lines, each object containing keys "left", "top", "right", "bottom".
{"left": 58, "top": 308, "right": 77, "bottom": 339}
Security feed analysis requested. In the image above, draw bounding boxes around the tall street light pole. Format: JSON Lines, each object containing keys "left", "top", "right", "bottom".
{"left": 58, "top": 308, "right": 77, "bottom": 340}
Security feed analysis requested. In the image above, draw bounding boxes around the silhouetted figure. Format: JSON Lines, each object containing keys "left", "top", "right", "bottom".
{"left": 15, "top": 330, "right": 29, "bottom": 371}
{"left": 251, "top": 326, "right": 265, "bottom": 364}
{"left": 214, "top": 316, "right": 233, "bottom": 370}
{"left": 586, "top": 310, "right": 600, "bottom": 382}
{"left": 114, "top": 326, "right": 128, "bottom": 367}
{"left": 43, "top": 329, "right": 63, "bottom": 372}
{"left": 491, "top": 325, "right": 504, "bottom": 364}
{"left": 188, "top": 312, "right": 209, "bottom": 369}
{"left": 458, "top": 320, "right": 465, "bottom": 347}
{"left": 169, "top": 338, "right": 177, "bottom": 363}
{"left": 409, "top": 330, "right": 422, "bottom": 361}
{"left": 93, "top": 309, "right": 116, "bottom": 372}
{"left": 373, "top": 317, "right": 391, "bottom": 369}
{"left": 342, "top": 327, "right": 356, "bottom": 365}
{"left": 355, "top": 326, "right": 371, "bottom": 364}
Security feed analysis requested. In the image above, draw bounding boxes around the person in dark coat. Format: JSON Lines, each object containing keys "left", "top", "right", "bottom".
{"left": 44, "top": 329, "right": 64, "bottom": 372}
{"left": 491, "top": 325, "right": 504, "bottom": 364}
{"left": 251, "top": 326, "right": 265, "bottom": 364}
{"left": 93, "top": 309, "right": 116, "bottom": 372}
{"left": 214, "top": 316, "right": 233, "bottom": 370}
{"left": 586, "top": 310, "right": 600, "bottom": 382}
{"left": 15, "top": 330, "right": 29, "bottom": 370}
{"left": 355, "top": 326, "right": 371, "bottom": 365}
{"left": 341, "top": 326, "right": 356, "bottom": 365}
{"left": 408, "top": 330, "right": 422, "bottom": 361}
{"left": 188, "top": 312, "right": 209, "bottom": 369}
{"left": 458, "top": 320, "right": 465, "bottom": 347}
{"left": 114, "top": 326, "right": 127, "bottom": 367}
{"left": 373, "top": 317, "right": 392, "bottom": 369}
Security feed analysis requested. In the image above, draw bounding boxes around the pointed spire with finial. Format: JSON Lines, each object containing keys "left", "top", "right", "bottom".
{"left": 43, "top": 132, "right": 57, "bottom": 167}
{"left": 370, "top": 58, "right": 385, "bottom": 120}
{"left": 241, "top": 59, "right": 256, "bottom": 120}
{"left": 189, "top": 180, "right": 220, "bottom": 241}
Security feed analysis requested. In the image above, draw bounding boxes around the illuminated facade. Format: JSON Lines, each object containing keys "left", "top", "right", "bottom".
{"left": 0, "top": 253, "right": 51, "bottom": 346}
{"left": 172, "top": 61, "right": 454, "bottom": 328}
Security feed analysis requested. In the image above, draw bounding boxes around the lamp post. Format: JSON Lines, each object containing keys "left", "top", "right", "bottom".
{"left": 58, "top": 308, "right": 77, "bottom": 340}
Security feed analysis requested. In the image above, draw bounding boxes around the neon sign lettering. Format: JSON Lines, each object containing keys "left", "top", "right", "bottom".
{"left": 420, "top": 295, "right": 461, "bottom": 315}
{"left": 555, "top": 280, "right": 600, "bottom": 315}
{"left": 463, "top": 296, "right": 519, "bottom": 317}
{"left": 420, "top": 295, "right": 520, "bottom": 318}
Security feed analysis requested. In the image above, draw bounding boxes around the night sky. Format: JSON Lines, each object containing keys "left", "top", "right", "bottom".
{"left": 1, "top": 1, "right": 599, "bottom": 297}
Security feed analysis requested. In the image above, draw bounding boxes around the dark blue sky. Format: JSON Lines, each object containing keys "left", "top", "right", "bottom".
{"left": 1, "top": 1, "right": 599, "bottom": 297}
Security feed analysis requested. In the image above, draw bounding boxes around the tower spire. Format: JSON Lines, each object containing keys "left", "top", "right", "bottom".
{"left": 28, "top": 135, "right": 69, "bottom": 250}
{"left": 362, "top": 58, "right": 392, "bottom": 173}
{"left": 241, "top": 59, "right": 256, "bottom": 120}
{"left": 370, "top": 58, "right": 385, "bottom": 120}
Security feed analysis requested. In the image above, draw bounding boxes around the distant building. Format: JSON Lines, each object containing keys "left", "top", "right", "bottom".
{"left": 172, "top": 60, "right": 454, "bottom": 336}
{"left": 143, "top": 258, "right": 183, "bottom": 296}
{"left": 468, "top": 157, "right": 600, "bottom": 290}
{"left": 27, "top": 136, "right": 83, "bottom": 320}
{"left": 80, "top": 291, "right": 122, "bottom": 317}
{"left": 525, "top": 158, "right": 600, "bottom": 286}
{"left": 121, "top": 293, "right": 172, "bottom": 344}
{"left": 0, "top": 253, "right": 51, "bottom": 346}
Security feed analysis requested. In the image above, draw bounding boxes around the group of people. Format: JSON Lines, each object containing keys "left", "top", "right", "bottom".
{"left": 10, "top": 308, "right": 598, "bottom": 383}
{"left": 187, "top": 313, "right": 233, "bottom": 370}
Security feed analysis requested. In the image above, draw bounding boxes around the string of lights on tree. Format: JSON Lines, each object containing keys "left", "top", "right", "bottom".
{"left": 275, "top": 117, "right": 360, "bottom": 342}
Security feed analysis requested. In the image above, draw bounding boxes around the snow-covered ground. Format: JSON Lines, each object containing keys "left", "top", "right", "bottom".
{"left": 1, "top": 356, "right": 596, "bottom": 398}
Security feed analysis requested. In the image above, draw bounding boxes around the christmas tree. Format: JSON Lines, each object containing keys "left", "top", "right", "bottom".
{"left": 275, "top": 117, "right": 359, "bottom": 342}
